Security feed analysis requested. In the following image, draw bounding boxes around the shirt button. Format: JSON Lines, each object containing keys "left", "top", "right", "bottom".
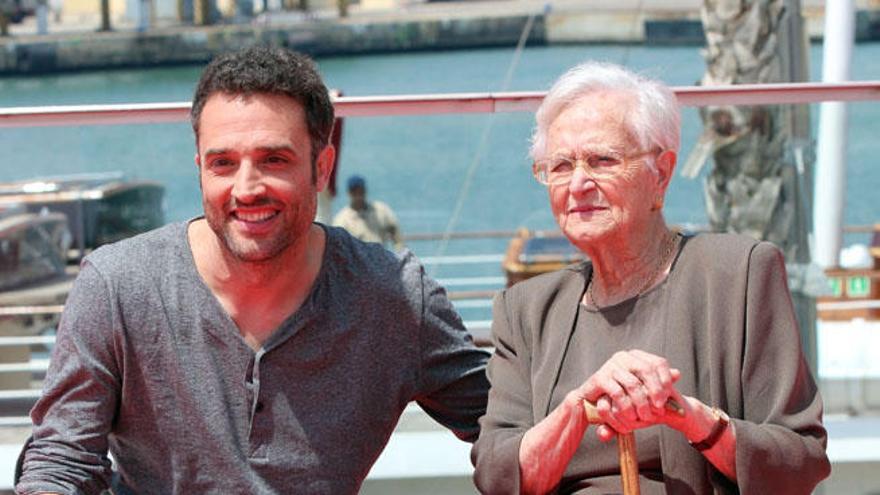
{"left": 255, "top": 402, "right": 264, "bottom": 413}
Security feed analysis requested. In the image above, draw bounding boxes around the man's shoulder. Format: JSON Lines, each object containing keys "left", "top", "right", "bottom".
{"left": 331, "top": 206, "right": 357, "bottom": 225}
{"left": 85, "top": 221, "right": 188, "bottom": 276}
{"left": 370, "top": 200, "right": 394, "bottom": 214}
{"left": 325, "top": 225, "right": 414, "bottom": 280}
{"left": 369, "top": 201, "right": 398, "bottom": 226}
{"left": 326, "top": 224, "right": 401, "bottom": 264}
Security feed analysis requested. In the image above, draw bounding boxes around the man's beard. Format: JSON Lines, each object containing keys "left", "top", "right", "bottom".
{"left": 204, "top": 198, "right": 316, "bottom": 263}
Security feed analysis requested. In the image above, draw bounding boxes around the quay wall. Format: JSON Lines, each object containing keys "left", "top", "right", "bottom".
{"left": 0, "top": 15, "right": 547, "bottom": 74}
{"left": 0, "top": 7, "right": 879, "bottom": 75}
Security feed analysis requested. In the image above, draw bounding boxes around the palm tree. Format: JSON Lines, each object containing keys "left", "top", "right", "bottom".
{"left": 686, "top": 0, "right": 817, "bottom": 368}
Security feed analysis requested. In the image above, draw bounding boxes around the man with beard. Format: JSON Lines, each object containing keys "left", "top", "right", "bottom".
{"left": 17, "top": 46, "right": 490, "bottom": 494}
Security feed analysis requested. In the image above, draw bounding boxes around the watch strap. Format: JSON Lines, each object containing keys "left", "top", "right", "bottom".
{"left": 689, "top": 407, "right": 729, "bottom": 452}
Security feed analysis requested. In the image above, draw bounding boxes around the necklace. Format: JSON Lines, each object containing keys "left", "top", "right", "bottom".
{"left": 586, "top": 231, "right": 679, "bottom": 309}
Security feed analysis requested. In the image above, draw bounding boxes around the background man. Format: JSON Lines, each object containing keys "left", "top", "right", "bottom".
{"left": 16, "top": 46, "right": 489, "bottom": 494}
{"left": 333, "top": 174, "right": 403, "bottom": 251}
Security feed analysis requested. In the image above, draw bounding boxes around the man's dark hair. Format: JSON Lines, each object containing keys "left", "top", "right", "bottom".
{"left": 191, "top": 45, "right": 335, "bottom": 165}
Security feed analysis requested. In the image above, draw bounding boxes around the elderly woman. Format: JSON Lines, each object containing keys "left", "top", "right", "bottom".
{"left": 471, "top": 62, "right": 830, "bottom": 494}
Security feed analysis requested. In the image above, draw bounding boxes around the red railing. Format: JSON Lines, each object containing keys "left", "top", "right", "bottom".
{"left": 1, "top": 81, "right": 879, "bottom": 128}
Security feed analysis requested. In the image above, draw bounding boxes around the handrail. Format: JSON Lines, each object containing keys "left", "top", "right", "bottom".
{"left": 0, "top": 305, "right": 64, "bottom": 316}
{"left": 1, "top": 81, "right": 878, "bottom": 128}
{"left": 402, "top": 225, "right": 875, "bottom": 241}
{"left": 5, "top": 295, "right": 880, "bottom": 376}
{"left": 0, "top": 336, "right": 57, "bottom": 347}
{"left": 403, "top": 229, "right": 542, "bottom": 241}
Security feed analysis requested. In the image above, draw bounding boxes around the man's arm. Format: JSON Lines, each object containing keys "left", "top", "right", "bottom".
{"left": 388, "top": 224, "right": 403, "bottom": 251}
{"left": 411, "top": 258, "right": 490, "bottom": 442}
{"left": 376, "top": 202, "right": 403, "bottom": 250}
{"left": 16, "top": 261, "right": 120, "bottom": 495}
{"left": 387, "top": 209, "right": 402, "bottom": 251}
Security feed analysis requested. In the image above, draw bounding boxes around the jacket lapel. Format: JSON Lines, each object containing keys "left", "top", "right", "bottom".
{"left": 533, "top": 263, "right": 590, "bottom": 418}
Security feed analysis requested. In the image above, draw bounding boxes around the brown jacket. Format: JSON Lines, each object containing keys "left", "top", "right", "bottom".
{"left": 472, "top": 233, "right": 830, "bottom": 494}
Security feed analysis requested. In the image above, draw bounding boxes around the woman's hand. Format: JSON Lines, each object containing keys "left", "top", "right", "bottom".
{"left": 518, "top": 349, "right": 737, "bottom": 493}
{"left": 572, "top": 349, "right": 683, "bottom": 441}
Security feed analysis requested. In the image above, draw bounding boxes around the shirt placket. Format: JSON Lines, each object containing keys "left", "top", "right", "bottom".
{"left": 247, "top": 348, "right": 269, "bottom": 460}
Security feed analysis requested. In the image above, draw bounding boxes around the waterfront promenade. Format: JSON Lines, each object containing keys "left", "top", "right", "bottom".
{"left": 2, "top": 0, "right": 879, "bottom": 75}
{"left": 8, "top": 0, "right": 723, "bottom": 37}
{"left": 4, "top": 0, "right": 873, "bottom": 39}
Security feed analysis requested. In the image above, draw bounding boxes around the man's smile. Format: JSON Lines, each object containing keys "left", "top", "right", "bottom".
{"left": 232, "top": 209, "right": 280, "bottom": 223}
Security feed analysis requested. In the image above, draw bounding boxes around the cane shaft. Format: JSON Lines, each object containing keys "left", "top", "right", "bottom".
{"left": 584, "top": 399, "right": 663, "bottom": 495}
{"left": 618, "top": 432, "right": 641, "bottom": 495}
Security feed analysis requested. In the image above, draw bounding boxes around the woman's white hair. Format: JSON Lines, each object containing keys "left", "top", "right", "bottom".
{"left": 529, "top": 61, "right": 681, "bottom": 162}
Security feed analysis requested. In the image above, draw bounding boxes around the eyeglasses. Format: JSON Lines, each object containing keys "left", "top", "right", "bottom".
{"left": 532, "top": 148, "right": 659, "bottom": 186}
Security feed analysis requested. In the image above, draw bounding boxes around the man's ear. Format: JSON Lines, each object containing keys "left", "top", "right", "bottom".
{"left": 315, "top": 145, "right": 335, "bottom": 193}
{"left": 194, "top": 153, "right": 203, "bottom": 191}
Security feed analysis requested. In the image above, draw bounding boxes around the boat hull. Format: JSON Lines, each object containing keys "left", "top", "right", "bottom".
{"left": 0, "top": 212, "right": 69, "bottom": 292}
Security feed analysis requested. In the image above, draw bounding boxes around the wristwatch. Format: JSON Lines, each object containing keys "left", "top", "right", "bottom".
{"left": 689, "top": 407, "right": 729, "bottom": 452}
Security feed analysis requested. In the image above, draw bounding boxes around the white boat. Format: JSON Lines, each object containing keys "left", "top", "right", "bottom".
{"left": 0, "top": 173, "right": 165, "bottom": 257}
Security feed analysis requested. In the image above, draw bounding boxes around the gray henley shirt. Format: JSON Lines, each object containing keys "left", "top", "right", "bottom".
{"left": 17, "top": 220, "right": 490, "bottom": 494}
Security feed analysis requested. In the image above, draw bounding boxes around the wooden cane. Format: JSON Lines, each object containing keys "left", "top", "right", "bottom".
{"left": 582, "top": 398, "right": 684, "bottom": 495}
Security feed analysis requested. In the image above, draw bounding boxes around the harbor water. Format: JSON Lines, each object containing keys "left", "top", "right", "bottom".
{"left": 1, "top": 42, "right": 879, "bottom": 272}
